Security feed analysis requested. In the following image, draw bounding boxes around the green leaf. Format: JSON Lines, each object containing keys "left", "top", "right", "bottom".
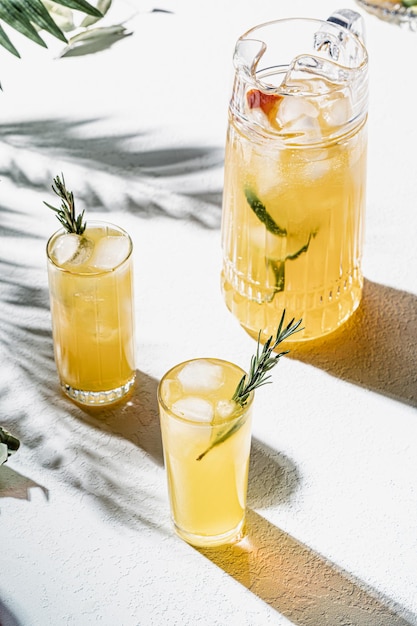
{"left": 58, "top": 24, "right": 131, "bottom": 57}
{"left": 52, "top": 0, "right": 102, "bottom": 17}
{"left": 80, "top": 0, "right": 111, "bottom": 28}
{"left": 0, "top": 426, "right": 20, "bottom": 455}
{"left": 0, "top": 2, "right": 48, "bottom": 47}
{"left": 267, "top": 232, "right": 315, "bottom": 298}
{"left": 196, "top": 418, "right": 246, "bottom": 461}
{"left": 197, "top": 311, "right": 304, "bottom": 461}
{"left": 0, "top": 0, "right": 103, "bottom": 59}
{"left": 244, "top": 187, "right": 287, "bottom": 237}
{"left": 41, "top": 1, "right": 74, "bottom": 32}
{"left": 23, "top": 0, "right": 68, "bottom": 42}
{"left": 0, "top": 22, "right": 20, "bottom": 56}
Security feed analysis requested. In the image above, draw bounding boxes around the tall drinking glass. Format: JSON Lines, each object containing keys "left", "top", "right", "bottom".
{"left": 158, "top": 358, "right": 254, "bottom": 547}
{"left": 47, "top": 220, "right": 136, "bottom": 405}
{"left": 221, "top": 10, "right": 368, "bottom": 342}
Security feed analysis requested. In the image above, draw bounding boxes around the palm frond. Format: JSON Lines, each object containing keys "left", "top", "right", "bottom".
{"left": 80, "top": 0, "right": 110, "bottom": 28}
{"left": 58, "top": 24, "right": 131, "bottom": 57}
{"left": 0, "top": 0, "right": 102, "bottom": 56}
{"left": 19, "top": 0, "right": 68, "bottom": 42}
{"left": 0, "top": 2, "right": 48, "bottom": 47}
{"left": 0, "top": 22, "right": 19, "bottom": 57}
{"left": 54, "top": 0, "right": 101, "bottom": 16}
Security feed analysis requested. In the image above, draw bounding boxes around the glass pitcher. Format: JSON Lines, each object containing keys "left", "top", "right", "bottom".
{"left": 221, "top": 10, "right": 368, "bottom": 342}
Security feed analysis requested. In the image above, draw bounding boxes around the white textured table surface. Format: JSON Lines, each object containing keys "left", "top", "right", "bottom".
{"left": 0, "top": 1, "right": 416, "bottom": 625}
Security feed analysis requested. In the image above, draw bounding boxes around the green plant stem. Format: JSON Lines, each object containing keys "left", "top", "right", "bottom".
{"left": 196, "top": 310, "right": 303, "bottom": 461}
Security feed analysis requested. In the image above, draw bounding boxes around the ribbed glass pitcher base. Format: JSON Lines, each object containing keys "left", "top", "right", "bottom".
{"left": 61, "top": 374, "right": 136, "bottom": 406}
{"left": 221, "top": 267, "right": 363, "bottom": 343}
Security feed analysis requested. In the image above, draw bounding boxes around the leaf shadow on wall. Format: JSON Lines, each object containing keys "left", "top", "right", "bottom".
{"left": 198, "top": 509, "right": 416, "bottom": 626}
{"left": 288, "top": 279, "right": 417, "bottom": 408}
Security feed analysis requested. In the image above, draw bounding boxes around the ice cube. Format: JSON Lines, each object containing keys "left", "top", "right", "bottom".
{"left": 171, "top": 397, "right": 213, "bottom": 422}
{"left": 321, "top": 92, "right": 352, "bottom": 128}
{"left": 276, "top": 95, "right": 321, "bottom": 139}
{"left": 177, "top": 360, "right": 224, "bottom": 393}
{"left": 90, "top": 235, "right": 130, "bottom": 270}
{"left": 278, "top": 96, "right": 319, "bottom": 126}
{"left": 216, "top": 400, "right": 236, "bottom": 420}
{"left": 246, "top": 106, "right": 270, "bottom": 128}
{"left": 249, "top": 225, "right": 267, "bottom": 250}
{"left": 160, "top": 378, "right": 181, "bottom": 406}
{"left": 51, "top": 233, "right": 93, "bottom": 267}
{"left": 249, "top": 153, "right": 281, "bottom": 198}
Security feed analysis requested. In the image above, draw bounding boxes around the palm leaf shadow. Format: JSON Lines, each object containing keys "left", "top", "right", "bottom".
{"left": 0, "top": 259, "right": 168, "bottom": 530}
{"left": 0, "top": 119, "right": 225, "bottom": 529}
{"left": 0, "top": 118, "right": 224, "bottom": 228}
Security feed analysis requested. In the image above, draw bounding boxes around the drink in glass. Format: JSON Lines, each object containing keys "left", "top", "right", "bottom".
{"left": 221, "top": 13, "right": 368, "bottom": 342}
{"left": 47, "top": 221, "right": 136, "bottom": 405}
{"left": 158, "top": 358, "right": 254, "bottom": 547}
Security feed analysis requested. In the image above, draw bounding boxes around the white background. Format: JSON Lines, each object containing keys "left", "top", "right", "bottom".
{"left": 0, "top": 1, "right": 416, "bottom": 625}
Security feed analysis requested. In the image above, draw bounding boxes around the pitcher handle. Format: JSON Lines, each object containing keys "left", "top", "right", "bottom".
{"left": 327, "top": 8, "right": 366, "bottom": 42}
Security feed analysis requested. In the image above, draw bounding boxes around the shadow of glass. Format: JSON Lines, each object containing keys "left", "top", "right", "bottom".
{"left": 288, "top": 279, "right": 417, "bottom": 408}
{"left": 248, "top": 439, "right": 300, "bottom": 509}
{"left": 198, "top": 509, "right": 416, "bottom": 626}
{"left": 77, "top": 370, "right": 164, "bottom": 466}
{"left": 35, "top": 371, "right": 168, "bottom": 532}
{"left": 0, "top": 598, "right": 23, "bottom": 626}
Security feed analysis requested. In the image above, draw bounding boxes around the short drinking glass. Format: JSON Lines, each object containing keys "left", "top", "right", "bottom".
{"left": 158, "top": 358, "right": 254, "bottom": 547}
{"left": 47, "top": 220, "right": 136, "bottom": 405}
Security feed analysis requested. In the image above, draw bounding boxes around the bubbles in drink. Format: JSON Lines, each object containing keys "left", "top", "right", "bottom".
{"left": 51, "top": 233, "right": 94, "bottom": 267}
{"left": 177, "top": 360, "right": 224, "bottom": 393}
{"left": 172, "top": 397, "right": 214, "bottom": 422}
{"left": 90, "top": 235, "right": 130, "bottom": 270}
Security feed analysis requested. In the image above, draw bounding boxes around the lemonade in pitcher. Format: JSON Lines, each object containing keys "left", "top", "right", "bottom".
{"left": 221, "top": 13, "right": 368, "bottom": 342}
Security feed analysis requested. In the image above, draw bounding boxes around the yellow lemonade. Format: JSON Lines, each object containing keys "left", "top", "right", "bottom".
{"left": 221, "top": 16, "right": 368, "bottom": 343}
{"left": 222, "top": 107, "right": 367, "bottom": 342}
{"left": 47, "top": 221, "right": 136, "bottom": 404}
{"left": 158, "top": 358, "right": 254, "bottom": 547}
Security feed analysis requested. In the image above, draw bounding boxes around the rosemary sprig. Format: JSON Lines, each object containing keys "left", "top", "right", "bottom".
{"left": 196, "top": 310, "right": 303, "bottom": 461}
{"left": 44, "top": 174, "right": 86, "bottom": 235}
{"left": 232, "top": 310, "right": 303, "bottom": 406}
